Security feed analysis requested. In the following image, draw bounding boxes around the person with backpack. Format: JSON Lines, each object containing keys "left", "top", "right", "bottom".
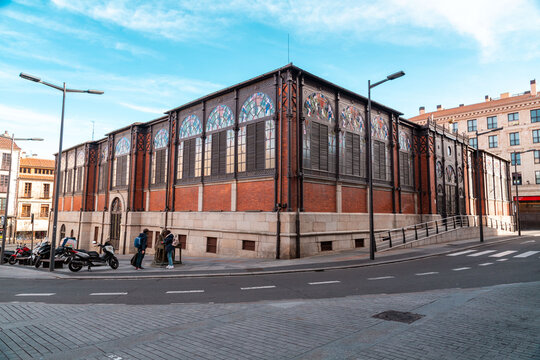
{"left": 163, "top": 229, "right": 175, "bottom": 269}
{"left": 134, "top": 228, "right": 149, "bottom": 270}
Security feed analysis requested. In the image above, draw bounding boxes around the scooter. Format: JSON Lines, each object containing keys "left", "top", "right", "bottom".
{"left": 8, "top": 244, "right": 32, "bottom": 265}
{"left": 67, "top": 240, "right": 119, "bottom": 272}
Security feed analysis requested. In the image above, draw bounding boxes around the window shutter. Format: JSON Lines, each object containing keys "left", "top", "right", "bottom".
{"left": 379, "top": 142, "right": 386, "bottom": 180}
{"left": 311, "top": 122, "right": 320, "bottom": 170}
{"left": 219, "top": 131, "right": 227, "bottom": 174}
{"left": 345, "top": 132, "right": 353, "bottom": 175}
{"left": 352, "top": 133, "right": 360, "bottom": 176}
{"left": 184, "top": 139, "right": 195, "bottom": 178}
{"left": 372, "top": 142, "right": 380, "bottom": 179}
{"left": 319, "top": 124, "right": 328, "bottom": 171}
{"left": 255, "top": 121, "right": 265, "bottom": 170}
{"left": 210, "top": 133, "right": 220, "bottom": 175}
{"left": 247, "top": 123, "right": 256, "bottom": 171}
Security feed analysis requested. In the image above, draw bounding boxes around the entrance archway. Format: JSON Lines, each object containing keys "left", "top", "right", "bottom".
{"left": 109, "top": 198, "right": 122, "bottom": 250}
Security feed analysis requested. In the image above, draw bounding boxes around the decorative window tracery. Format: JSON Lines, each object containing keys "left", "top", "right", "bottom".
{"left": 153, "top": 129, "right": 169, "bottom": 150}
{"left": 436, "top": 161, "right": 443, "bottom": 178}
{"left": 240, "top": 92, "right": 275, "bottom": 123}
{"left": 399, "top": 131, "right": 411, "bottom": 152}
{"left": 179, "top": 115, "right": 202, "bottom": 139}
{"left": 303, "top": 93, "right": 336, "bottom": 174}
{"left": 371, "top": 115, "right": 389, "bottom": 141}
{"left": 339, "top": 105, "right": 365, "bottom": 177}
{"left": 177, "top": 115, "right": 203, "bottom": 181}
{"left": 115, "top": 137, "right": 130, "bottom": 157}
{"left": 207, "top": 105, "right": 234, "bottom": 132}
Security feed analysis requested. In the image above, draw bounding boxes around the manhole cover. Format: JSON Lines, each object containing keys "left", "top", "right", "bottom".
{"left": 372, "top": 310, "right": 424, "bottom": 324}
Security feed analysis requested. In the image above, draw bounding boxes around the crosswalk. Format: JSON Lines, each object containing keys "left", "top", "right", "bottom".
{"left": 448, "top": 249, "right": 538, "bottom": 258}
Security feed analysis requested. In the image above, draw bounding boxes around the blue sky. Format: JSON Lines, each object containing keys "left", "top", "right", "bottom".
{"left": 1, "top": 0, "right": 539, "bottom": 158}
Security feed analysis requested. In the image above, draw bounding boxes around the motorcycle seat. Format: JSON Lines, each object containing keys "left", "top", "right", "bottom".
{"left": 87, "top": 251, "right": 100, "bottom": 258}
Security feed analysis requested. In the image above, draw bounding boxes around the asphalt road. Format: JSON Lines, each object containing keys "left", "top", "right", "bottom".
{"left": 1, "top": 237, "right": 538, "bottom": 305}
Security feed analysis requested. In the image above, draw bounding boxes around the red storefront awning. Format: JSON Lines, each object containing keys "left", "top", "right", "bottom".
{"left": 513, "top": 196, "right": 540, "bottom": 201}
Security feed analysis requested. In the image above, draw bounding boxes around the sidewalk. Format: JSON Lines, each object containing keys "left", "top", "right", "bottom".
{"left": 0, "top": 231, "right": 537, "bottom": 280}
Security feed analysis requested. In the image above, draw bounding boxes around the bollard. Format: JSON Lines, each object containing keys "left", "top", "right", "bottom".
{"left": 415, "top": 225, "right": 418, "bottom": 240}
{"left": 402, "top": 228, "right": 406, "bottom": 244}
{"left": 388, "top": 231, "right": 392, "bottom": 248}
{"left": 436, "top": 220, "right": 439, "bottom": 234}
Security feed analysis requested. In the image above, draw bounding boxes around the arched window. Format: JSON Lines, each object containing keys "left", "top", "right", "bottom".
{"left": 59, "top": 224, "right": 66, "bottom": 240}
{"left": 113, "top": 136, "right": 130, "bottom": 188}
{"left": 239, "top": 92, "right": 276, "bottom": 172}
{"left": 65, "top": 153, "right": 75, "bottom": 194}
{"left": 177, "top": 115, "right": 203, "bottom": 180}
{"left": 151, "top": 128, "right": 169, "bottom": 185}
{"left": 206, "top": 105, "right": 234, "bottom": 176}
{"left": 339, "top": 105, "right": 365, "bottom": 177}
{"left": 98, "top": 144, "right": 109, "bottom": 192}
{"left": 371, "top": 115, "right": 389, "bottom": 181}
{"left": 75, "top": 150, "right": 85, "bottom": 193}
{"left": 303, "top": 93, "right": 336, "bottom": 173}
{"left": 398, "top": 130, "right": 412, "bottom": 186}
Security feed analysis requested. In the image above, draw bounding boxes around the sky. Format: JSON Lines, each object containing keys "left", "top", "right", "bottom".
{"left": 0, "top": 0, "right": 539, "bottom": 159}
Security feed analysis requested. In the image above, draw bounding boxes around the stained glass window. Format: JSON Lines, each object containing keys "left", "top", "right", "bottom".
{"left": 371, "top": 116, "right": 389, "bottom": 141}
{"left": 340, "top": 106, "right": 364, "bottom": 133}
{"left": 101, "top": 146, "right": 108, "bottom": 163}
{"left": 265, "top": 120, "right": 276, "bottom": 169}
{"left": 153, "top": 128, "right": 169, "bottom": 150}
{"left": 304, "top": 93, "right": 335, "bottom": 123}
{"left": 399, "top": 131, "right": 411, "bottom": 152}
{"left": 436, "top": 161, "right": 443, "bottom": 178}
{"left": 446, "top": 165, "right": 455, "bottom": 182}
{"left": 207, "top": 105, "right": 234, "bottom": 132}
{"left": 240, "top": 92, "right": 275, "bottom": 123}
{"left": 68, "top": 153, "right": 75, "bottom": 168}
{"left": 76, "top": 150, "right": 85, "bottom": 166}
{"left": 179, "top": 115, "right": 202, "bottom": 139}
{"left": 115, "top": 137, "right": 130, "bottom": 157}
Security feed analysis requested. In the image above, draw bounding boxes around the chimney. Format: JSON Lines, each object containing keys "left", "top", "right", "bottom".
{"left": 436, "top": 104, "right": 443, "bottom": 111}
{"left": 531, "top": 79, "right": 537, "bottom": 96}
{"left": 500, "top": 92, "right": 509, "bottom": 99}
{"left": 419, "top": 106, "right": 425, "bottom": 115}
{"left": 485, "top": 95, "right": 490, "bottom": 102}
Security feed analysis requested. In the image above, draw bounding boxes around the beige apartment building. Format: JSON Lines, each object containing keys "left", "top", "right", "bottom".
{"left": 409, "top": 79, "right": 540, "bottom": 229}
{"left": 0, "top": 133, "right": 21, "bottom": 241}
{"left": 14, "top": 157, "right": 55, "bottom": 241}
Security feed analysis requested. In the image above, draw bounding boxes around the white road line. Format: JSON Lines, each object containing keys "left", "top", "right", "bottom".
{"left": 489, "top": 251, "right": 517, "bottom": 258}
{"left": 513, "top": 251, "right": 540, "bottom": 258}
{"left": 90, "top": 292, "right": 128, "bottom": 296}
{"left": 467, "top": 250, "right": 496, "bottom": 257}
{"left": 308, "top": 281, "right": 341, "bottom": 285}
{"left": 447, "top": 250, "right": 477, "bottom": 256}
{"left": 415, "top": 272, "right": 439, "bottom": 276}
{"left": 496, "top": 259, "right": 508, "bottom": 262}
{"left": 452, "top": 267, "right": 471, "bottom": 271}
{"left": 166, "top": 290, "right": 205, "bottom": 294}
{"left": 520, "top": 240, "right": 535, "bottom": 244}
{"left": 240, "top": 286, "right": 276, "bottom": 290}
{"left": 368, "top": 276, "right": 395, "bottom": 280}
{"left": 15, "top": 293, "right": 55, "bottom": 297}
{"left": 478, "top": 263, "right": 493, "bottom": 266}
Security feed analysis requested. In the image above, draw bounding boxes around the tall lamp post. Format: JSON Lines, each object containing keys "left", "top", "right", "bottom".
{"left": 20, "top": 73, "right": 103, "bottom": 271}
{"left": 368, "top": 71, "right": 405, "bottom": 260}
{"left": 474, "top": 127, "right": 503, "bottom": 243}
{"left": 513, "top": 149, "right": 535, "bottom": 236}
{"left": 0, "top": 135, "right": 43, "bottom": 265}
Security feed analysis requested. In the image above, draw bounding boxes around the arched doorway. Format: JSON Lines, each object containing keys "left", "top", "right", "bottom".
{"left": 70, "top": 229, "right": 74, "bottom": 237}
{"left": 109, "top": 198, "right": 122, "bottom": 250}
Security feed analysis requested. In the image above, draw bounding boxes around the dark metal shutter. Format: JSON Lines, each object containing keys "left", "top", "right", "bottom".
{"left": 320, "top": 124, "right": 328, "bottom": 171}
{"left": 219, "top": 131, "right": 227, "bottom": 174}
{"left": 400, "top": 152, "right": 409, "bottom": 185}
{"left": 345, "top": 132, "right": 353, "bottom": 174}
{"left": 247, "top": 123, "right": 256, "bottom": 171}
{"left": 183, "top": 139, "right": 196, "bottom": 178}
{"left": 211, "top": 133, "right": 220, "bottom": 175}
{"left": 255, "top": 121, "right": 265, "bottom": 170}
{"left": 352, "top": 133, "right": 360, "bottom": 176}
{"left": 311, "top": 122, "right": 320, "bottom": 170}
{"left": 372, "top": 142, "right": 380, "bottom": 179}
{"left": 379, "top": 142, "right": 386, "bottom": 180}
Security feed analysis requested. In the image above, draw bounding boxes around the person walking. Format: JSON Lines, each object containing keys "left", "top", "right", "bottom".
{"left": 163, "top": 230, "right": 175, "bottom": 269}
{"left": 135, "top": 228, "right": 149, "bottom": 270}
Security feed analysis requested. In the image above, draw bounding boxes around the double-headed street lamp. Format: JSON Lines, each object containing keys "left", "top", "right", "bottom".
{"left": 474, "top": 127, "right": 503, "bottom": 243}
{"left": 512, "top": 149, "right": 536, "bottom": 236}
{"left": 0, "top": 135, "right": 43, "bottom": 265}
{"left": 20, "top": 73, "right": 103, "bottom": 271}
{"left": 367, "top": 71, "right": 405, "bottom": 260}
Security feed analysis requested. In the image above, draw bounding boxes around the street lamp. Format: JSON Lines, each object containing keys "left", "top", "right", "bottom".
{"left": 367, "top": 70, "right": 405, "bottom": 260}
{"left": 0, "top": 135, "right": 43, "bottom": 265}
{"left": 474, "top": 127, "right": 503, "bottom": 242}
{"left": 20, "top": 73, "right": 103, "bottom": 271}
{"left": 512, "top": 149, "right": 535, "bottom": 236}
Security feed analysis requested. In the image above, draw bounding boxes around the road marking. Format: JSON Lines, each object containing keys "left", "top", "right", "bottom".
{"left": 15, "top": 293, "right": 55, "bottom": 297}
{"left": 496, "top": 259, "right": 508, "bottom": 262}
{"left": 489, "top": 251, "right": 517, "bottom": 258}
{"left": 520, "top": 240, "right": 535, "bottom": 244}
{"left": 368, "top": 276, "right": 395, "bottom": 280}
{"left": 447, "top": 250, "right": 476, "bottom": 256}
{"left": 415, "top": 272, "right": 439, "bottom": 276}
{"left": 478, "top": 263, "right": 493, "bottom": 266}
{"left": 513, "top": 251, "right": 540, "bottom": 258}
{"left": 452, "top": 267, "right": 471, "bottom": 271}
{"left": 90, "top": 292, "right": 128, "bottom": 296}
{"left": 308, "top": 281, "right": 341, "bottom": 285}
{"left": 166, "top": 290, "right": 205, "bottom": 294}
{"left": 467, "top": 250, "right": 496, "bottom": 257}
{"left": 240, "top": 286, "right": 276, "bottom": 290}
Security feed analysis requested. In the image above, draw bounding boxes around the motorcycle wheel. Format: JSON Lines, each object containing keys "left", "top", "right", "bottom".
{"left": 34, "top": 256, "right": 41, "bottom": 268}
{"left": 8, "top": 257, "right": 16, "bottom": 265}
{"left": 68, "top": 262, "right": 83, "bottom": 272}
{"left": 109, "top": 257, "right": 119, "bottom": 270}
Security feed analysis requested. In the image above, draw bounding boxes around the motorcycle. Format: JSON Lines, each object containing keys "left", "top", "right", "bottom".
{"left": 8, "top": 244, "right": 32, "bottom": 265}
{"left": 1, "top": 248, "right": 14, "bottom": 264}
{"left": 33, "top": 242, "right": 70, "bottom": 268}
{"left": 67, "top": 240, "right": 119, "bottom": 272}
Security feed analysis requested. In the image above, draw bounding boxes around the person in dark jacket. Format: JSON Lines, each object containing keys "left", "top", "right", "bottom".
{"left": 135, "top": 228, "right": 149, "bottom": 270}
{"left": 163, "top": 230, "right": 175, "bottom": 269}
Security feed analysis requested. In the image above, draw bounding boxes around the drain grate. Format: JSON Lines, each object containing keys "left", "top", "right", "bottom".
{"left": 372, "top": 310, "right": 424, "bottom": 324}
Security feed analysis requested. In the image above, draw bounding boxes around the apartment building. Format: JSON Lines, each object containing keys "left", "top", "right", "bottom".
{"left": 0, "top": 133, "right": 21, "bottom": 241}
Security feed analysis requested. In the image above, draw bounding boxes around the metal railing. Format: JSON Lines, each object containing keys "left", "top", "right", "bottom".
{"left": 374, "top": 215, "right": 470, "bottom": 252}
{"left": 484, "top": 216, "right": 516, "bottom": 232}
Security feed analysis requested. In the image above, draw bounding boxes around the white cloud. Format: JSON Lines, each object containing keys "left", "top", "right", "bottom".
{"left": 118, "top": 102, "right": 165, "bottom": 115}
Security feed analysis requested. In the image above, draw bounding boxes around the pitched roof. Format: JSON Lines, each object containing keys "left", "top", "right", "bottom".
{"left": 0, "top": 136, "right": 21, "bottom": 151}
{"left": 20, "top": 157, "right": 55, "bottom": 168}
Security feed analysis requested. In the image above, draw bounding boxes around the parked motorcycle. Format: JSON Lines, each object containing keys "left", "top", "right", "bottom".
{"left": 1, "top": 248, "right": 14, "bottom": 264}
{"left": 33, "top": 241, "right": 69, "bottom": 268}
{"left": 8, "top": 245, "right": 32, "bottom": 265}
{"left": 67, "top": 240, "right": 119, "bottom": 272}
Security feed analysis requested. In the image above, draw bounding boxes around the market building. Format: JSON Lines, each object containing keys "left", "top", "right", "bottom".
{"left": 52, "top": 65, "right": 513, "bottom": 258}
{"left": 409, "top": 79, "right": 540, "bottom": 229}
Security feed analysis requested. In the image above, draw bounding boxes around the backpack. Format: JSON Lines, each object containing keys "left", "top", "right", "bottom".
{"left": 134, "top": 236, "right": 141, "bottom": 249}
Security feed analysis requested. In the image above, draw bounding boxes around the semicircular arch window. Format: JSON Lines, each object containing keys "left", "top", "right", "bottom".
{"left": 371, "top": 115, "right": 389, "bottom": 141}
{"left": 207, "top": 105, "right": 234, "bottom": 132}
{"left": 340, "top": 106, "right": 364, "bottom": 133}
{"left": 153, "top": 128, "right": 169, "bottom": 150}
{"left": 240, "top": 92, "right": 275, "bottom": 123}
{"left": 115, "top": 137, "right": 130, "bottom": 157}
{"left": 399, "top": 131, "right": 411, "bottom": 152}
{"left": 304, "top": 93, "right": 334, "bottom": 123}
{"left": 179, "top": 115, "right": 202, "bottom": 139}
